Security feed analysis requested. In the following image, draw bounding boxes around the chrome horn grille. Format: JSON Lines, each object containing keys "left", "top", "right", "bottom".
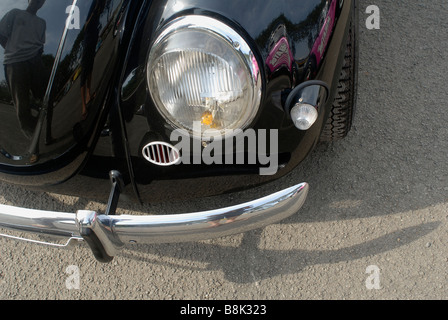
{"left": 142, "top": 142, "right": 181, "bottom": 166}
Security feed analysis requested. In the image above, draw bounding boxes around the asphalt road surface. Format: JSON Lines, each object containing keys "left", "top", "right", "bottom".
{"left": 1, "top": 0, "right": 448, "bottom": 300}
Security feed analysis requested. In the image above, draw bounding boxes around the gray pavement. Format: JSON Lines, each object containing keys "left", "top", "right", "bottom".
{"left": 1, "top": 0, "right": 448, "bottom": 300}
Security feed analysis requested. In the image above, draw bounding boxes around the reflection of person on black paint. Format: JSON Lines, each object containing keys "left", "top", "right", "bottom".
{"left": 0, "top": 1, "right": 46, "bottom": 138}
{"left": 0, "top": 0, "right": 46, "bottom": 163}
{"left": 81, "top": 0, "right": 105, "bottom": 121}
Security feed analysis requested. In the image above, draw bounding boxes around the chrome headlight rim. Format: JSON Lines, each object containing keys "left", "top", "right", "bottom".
{"left": 146, "top": 15, "right": 262, "bottom": 141}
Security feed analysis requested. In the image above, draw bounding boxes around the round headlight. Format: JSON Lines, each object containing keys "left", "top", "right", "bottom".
{"left": 147, "top": 16, "right": 261, "bottom": 140}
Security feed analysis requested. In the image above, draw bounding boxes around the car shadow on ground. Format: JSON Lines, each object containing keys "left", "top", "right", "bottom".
{"left": 119, "top": 221, "right": 439, "bottom": 283}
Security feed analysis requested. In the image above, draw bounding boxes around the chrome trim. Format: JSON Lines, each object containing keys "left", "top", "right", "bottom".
{"left": 0, "top": 183, "right": 308, "bottom": 261}
{"left": 146, "top": 15, "right": 262, "bottom": 140}
{"left": 0, "top": 205, "right": 80, "bottom": 238}
{"left": 45, "top": 0, "right": 79, "bottom": 108}
{"left": 142, "top": 141, "right": 181, "bottom": 166}
{"left": 29, "top": 0, "right": 79, "bottom": 155}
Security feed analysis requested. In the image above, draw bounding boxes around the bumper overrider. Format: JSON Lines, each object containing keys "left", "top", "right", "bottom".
{"left": 0, "top": 183, "right": 308, "bottom": 262}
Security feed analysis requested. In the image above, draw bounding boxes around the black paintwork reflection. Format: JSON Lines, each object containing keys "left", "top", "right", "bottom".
{"left": 0, "top": 0, "right": 124, "bottom": 173}
{"left": 0, "top": 0, "right": 48, "bottom": 163}
{"left": 80, "top": 0, "right": 107, "bottom": 121}
{"left": 148, "top": 0, "right": 333, "bottom": 82}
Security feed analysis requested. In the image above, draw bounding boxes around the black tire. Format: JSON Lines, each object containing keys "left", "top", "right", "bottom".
{"left": 320, "top": 2, "right": 358, "bottom": 142}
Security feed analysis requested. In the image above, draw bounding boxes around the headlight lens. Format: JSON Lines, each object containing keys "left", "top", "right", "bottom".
{"left": 147, "top": 16, "right": 261, "bottom": 140}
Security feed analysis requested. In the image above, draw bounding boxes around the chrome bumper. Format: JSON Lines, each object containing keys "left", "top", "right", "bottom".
{"left": 0, "top": 183, "right": 308, "bottom": 262}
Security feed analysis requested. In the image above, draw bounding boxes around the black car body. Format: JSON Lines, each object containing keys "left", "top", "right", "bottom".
{"left": 0, "top": 0, "right": 357, "bottom": 262}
